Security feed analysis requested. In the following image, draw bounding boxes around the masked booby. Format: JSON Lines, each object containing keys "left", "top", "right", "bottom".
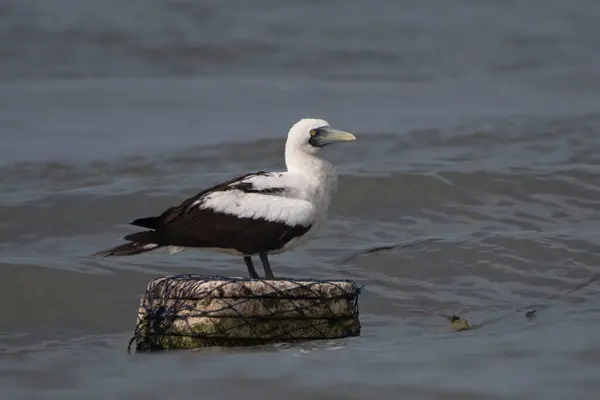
{"left": 92, "top": 118, "right": 357, "bottom": 279}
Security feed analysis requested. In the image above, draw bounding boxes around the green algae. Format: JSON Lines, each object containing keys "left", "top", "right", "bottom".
{"left": 136, "top": 316, "right": 361, "bottom": 351}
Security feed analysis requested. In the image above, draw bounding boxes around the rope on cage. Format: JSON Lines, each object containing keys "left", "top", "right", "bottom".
{"left": 128, "top": 274, "right": 363, "bottom": 353}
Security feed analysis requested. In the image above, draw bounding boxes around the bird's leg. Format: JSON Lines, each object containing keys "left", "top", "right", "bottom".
{"left": 259, "top": 253, "right": 275, "bottom": 279}
{"left": 244, "top": 256, "right": 260, "bottom": 279}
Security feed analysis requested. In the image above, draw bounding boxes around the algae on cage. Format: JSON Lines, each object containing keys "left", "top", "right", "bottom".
{"left": 148, "top": 318, "right": 361, "bottom": 350}
{"left": 167, "top": 316, "right": 360, "bottom": 337}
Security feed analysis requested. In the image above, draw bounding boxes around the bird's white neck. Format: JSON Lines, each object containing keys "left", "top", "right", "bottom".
{"left": 285, "top": 148, "right": 338, "bottom": 204}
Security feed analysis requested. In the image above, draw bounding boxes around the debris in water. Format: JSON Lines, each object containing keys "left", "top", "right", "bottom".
{"left": 447, "top": 313, "right": 474, "bottom": 332}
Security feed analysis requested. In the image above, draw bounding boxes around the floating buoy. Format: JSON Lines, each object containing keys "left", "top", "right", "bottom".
{"left": 129, "top": 274, "right": 362, "bottom": 352}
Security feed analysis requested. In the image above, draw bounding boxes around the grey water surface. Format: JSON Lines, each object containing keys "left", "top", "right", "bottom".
{"left": 2, "top": 1, "right": 600, "bottom": 399}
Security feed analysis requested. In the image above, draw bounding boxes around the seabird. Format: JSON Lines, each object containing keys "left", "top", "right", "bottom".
{"left": 92, "top": 118, "right": 357, "bottom": 279}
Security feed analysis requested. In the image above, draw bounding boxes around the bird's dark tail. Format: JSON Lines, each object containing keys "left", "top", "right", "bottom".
{"left": 91, "top": 231, "right": 162, "bottom": 257}
{"left": 130, "top": 216, "right": 160, "bottom": 229}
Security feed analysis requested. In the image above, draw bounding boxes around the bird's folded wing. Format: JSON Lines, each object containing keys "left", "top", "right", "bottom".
{"left": 150, "top": 191, "right": 315, "bottom": 254}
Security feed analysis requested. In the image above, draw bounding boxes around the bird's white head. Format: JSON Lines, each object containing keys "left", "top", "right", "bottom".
{"left": 285, "top": 118, "right": 356, "bottom": 201}
{"left": 285, "top": 118, "right": 356, "bottom": 158}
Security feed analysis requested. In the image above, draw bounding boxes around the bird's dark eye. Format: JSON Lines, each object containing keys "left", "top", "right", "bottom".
{"left": 310, "top": 129, "right": 317, "bottom": 136}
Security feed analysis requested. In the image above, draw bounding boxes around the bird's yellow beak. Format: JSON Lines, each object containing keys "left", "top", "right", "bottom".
{"left": 310, "top": 126, "right": 357, "bottom": 147}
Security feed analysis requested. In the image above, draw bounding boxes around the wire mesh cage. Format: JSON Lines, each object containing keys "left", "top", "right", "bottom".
{"left": 129, "top": 274, "right": 362, "bottom": 352}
